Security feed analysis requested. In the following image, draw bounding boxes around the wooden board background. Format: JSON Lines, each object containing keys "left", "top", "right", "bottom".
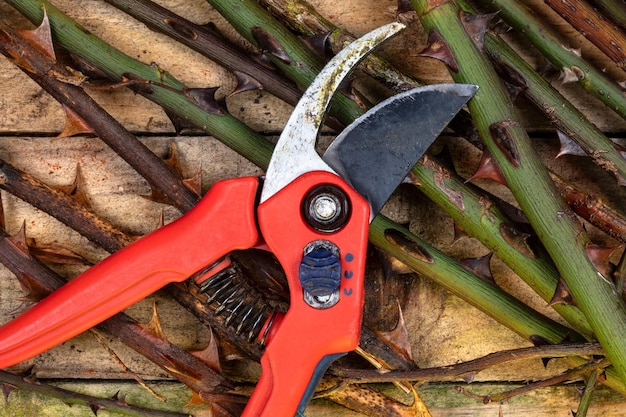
{"left": 1, "top": 0, "right": 626, "bottom": 415}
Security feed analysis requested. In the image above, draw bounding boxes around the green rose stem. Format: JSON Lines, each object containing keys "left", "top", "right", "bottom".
{"left": 470, "top": 0, "right": 626, "bottom": 121}
{"left": 411, "top": 0, "right": 626, "bottom": 384}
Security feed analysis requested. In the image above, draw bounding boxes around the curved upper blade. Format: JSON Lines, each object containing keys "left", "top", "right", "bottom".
{"left": 260, "top": 22, "right": 405, "bottom": 203}
{"left": 323, "top": 83, "right": 478, "bottom": 221}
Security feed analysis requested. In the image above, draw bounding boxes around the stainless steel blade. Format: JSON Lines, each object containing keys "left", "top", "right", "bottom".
{"left": 323, "top": 83, "right": 478, "bottom": 220}
{"left": 260, "top": 22, "right": 405, "bottom": 203}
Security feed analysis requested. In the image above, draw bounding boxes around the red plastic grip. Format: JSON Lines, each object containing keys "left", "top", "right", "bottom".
{"left": 0, "top": 177, "right": 260, "bottom": 369}
{"left": 242, "top": 171, "right": 370, "bottom": 417}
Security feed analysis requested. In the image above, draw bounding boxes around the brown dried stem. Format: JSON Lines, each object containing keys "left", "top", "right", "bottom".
{"left": 456, "top": 358, "right": 611, "bottom": 403}
{"left": 104, "top": 0, "right": 303, "bottom": 108}
{"left": 0, "top": 369, "right": 190, "bottom": 417}
{"left": 0, "top": 228, "right": 234, "bottom": 401}
{"left": 334, "top": 342, "right": 603, "bottom": 383}
{"left": 0, "top": 18, "right": 200, "bottom": 213}
{"left": 544, "top": 0, "right": 626, "bottom": 71}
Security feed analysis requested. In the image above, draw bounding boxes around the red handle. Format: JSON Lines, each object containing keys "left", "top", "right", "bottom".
{"left": 242, "top": 172, "right": 370, "bottom": 417}
{"left": 0, "top": 177, "right": 260, "bottom": 369}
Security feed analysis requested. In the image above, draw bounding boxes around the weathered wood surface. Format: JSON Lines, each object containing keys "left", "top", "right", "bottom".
{"left": 0, "top": 0, "right": 626, "bottom": 415}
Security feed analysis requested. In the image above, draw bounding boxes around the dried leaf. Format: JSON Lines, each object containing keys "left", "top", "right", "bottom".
{"left": 375, "top": 300, "right": 413, "bottom": 362}
{"left": 57, "top": 105, "right": 94, "bottom": 138}
{"left": 17, "top": 5, "right": 55, "bottom": 60}
{"left": 190, "top": 327, "right": 222, "bottom": 374}
{"left": 556, "top": 130, "right": 586, "bottom": 158}
{"left": 417, "top": 29, "right": 459, "bottom": 72}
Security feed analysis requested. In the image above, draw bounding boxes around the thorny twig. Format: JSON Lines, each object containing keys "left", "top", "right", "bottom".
{"left": 455, "top": 358, "right": 611, "bottom": 404}
{"left": 334, "top": 343, "right": 604, "bottom": 383}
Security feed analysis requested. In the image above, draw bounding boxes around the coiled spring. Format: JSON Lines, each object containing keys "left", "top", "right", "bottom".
{"left": 194, "top": 259, "right": 278, "bottom": 343}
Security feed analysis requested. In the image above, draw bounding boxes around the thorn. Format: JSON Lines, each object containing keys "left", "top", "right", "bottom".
{"left": 251, "top": 26, "right": 291, "bottom": 64}
{"left": 140, "top": 302, "right": 169, "bottom": 342}
{"left": 586, "top": 242, "right": 622, "bottom": 276}
{"left": 17, "top": 5, "right": 55, "bottom": 60}
{"left": 164, "top": 110, "right": 194, "bottom": 135}
{"left": 183, "top": 169, "right": 202, "bottom": 196}
{"left": 162, "top": 142, "right": 182, "bottom": 176}
{"left": 190, "top": 327, "right": 222, "bottom": 374}
{"left": 111, "top": 391, "right": 127, "bottom": 406}
{"left": 230, "top": 71, "right": 263, "bottom": 96}
{"left": 186, "top": 87, "right": 225, "bottom": 115}
{"left": 556, "top": 130, "right": 586, "bottom": 158}
{"left": 375, "top": 300, "right": 414, "bottom": 362}
{"left": 499, "top": 222, "right": 538, "bottom": 259}
{"left": 460, "top": 11, "right": 497, "bottom": 51}
{"left": 57, "top": 105, "right": 94, "bottom": 138}
{"left": 549, "top": 277, "right": 574, "bottom": 306}
{"left": 467, "top": 149, "right": 508, "bottom": 185}
{"left": 56, "top": 164, "right": 91, "bottom": 207}
{"left": 416, "top": 29, "right": 459, "bottom": 72}
{"left": 89, "top": 402, "right": 105, "bottom": 416}
{"left": 7, "top": 221, "right": 31, "bottom": 256}
{"left": 300, "top": 32, "right": 331, "bottom": 60}
{"left": 20, "top": 366, "right": 37, "bottom": 384}
{"left": 460, "top": 253, "right": 495, "bottom": 285}
{"left": 452, "top": 223, "right": 469, "bottom": 244}
{"left": 618, "top": 80, "right": 626, "bottom": 90}
{"left": 1, "top": 383, "right": 16, "bottom": 402}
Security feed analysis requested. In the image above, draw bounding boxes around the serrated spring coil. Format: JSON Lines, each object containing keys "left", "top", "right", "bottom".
{"left": 194, "top": 259, "right": 277, "bottom": 344}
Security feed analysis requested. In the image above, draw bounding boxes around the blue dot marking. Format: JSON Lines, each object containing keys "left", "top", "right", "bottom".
{"left": 344, "top": 270, "right": 353, "bottom": 279}
{"left": 343, "top": 288, "right": 353, "bottom": 296}
{"left": 345, "top": 253, "right": 354, "bottom": 262}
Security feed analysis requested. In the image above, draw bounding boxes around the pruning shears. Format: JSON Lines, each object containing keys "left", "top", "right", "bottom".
{"left": 0, "top": 23, "right": 476, "bottom": 416}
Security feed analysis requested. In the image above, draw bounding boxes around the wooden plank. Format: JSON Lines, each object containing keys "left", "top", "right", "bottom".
{"left": 0, "top": 0, "right": 625, "bottom": 415}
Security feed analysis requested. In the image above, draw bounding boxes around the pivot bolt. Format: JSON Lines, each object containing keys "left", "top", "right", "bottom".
{"left": 303, "top": 184, "right": 350, "bottom": 232}
{"left": 312, "top": 195, "right": 339, "bottom": 221}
